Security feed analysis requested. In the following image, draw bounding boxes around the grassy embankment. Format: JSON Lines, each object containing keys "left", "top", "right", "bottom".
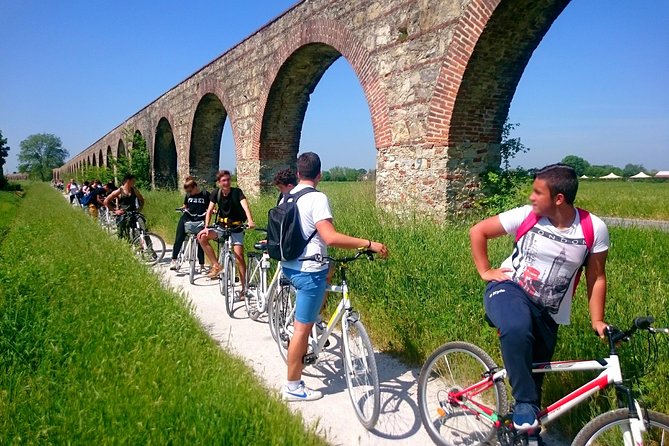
{"left": 143, "top": 180, "right": 669, "bottom": 438}
{"left": 0, "top": 183, "right": 325, "bottom": 445}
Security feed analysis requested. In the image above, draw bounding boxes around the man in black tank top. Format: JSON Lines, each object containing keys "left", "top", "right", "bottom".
{"left": 197, "top": 170, "right": 256, "bottom": 294}
{"left": 104, "top": 174, "right": 145, "bottom": 239}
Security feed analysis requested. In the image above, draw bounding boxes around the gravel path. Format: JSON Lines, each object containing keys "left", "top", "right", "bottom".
{"left": 155, "top": 247, "right": 569, "bottom": 446}
{"left": 602, "top": 216, "right": 669, "bottom": 232}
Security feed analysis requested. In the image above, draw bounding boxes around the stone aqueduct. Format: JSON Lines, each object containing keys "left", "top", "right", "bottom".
{"left": 54, "top": 0, "right": 570, "bottom": 216}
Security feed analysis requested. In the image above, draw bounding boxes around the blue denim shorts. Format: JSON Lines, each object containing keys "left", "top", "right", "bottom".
{"left": 282, "top": 268, "right": 329, "bottom": 324}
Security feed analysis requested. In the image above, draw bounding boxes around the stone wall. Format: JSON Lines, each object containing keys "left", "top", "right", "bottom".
{"left": 56, "top": 0, "right": 571, "bottom": 218}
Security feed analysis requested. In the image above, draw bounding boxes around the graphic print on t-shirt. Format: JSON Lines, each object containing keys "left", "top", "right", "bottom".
{"left": 511, "top": 227, "right": 588, "bottom": 314}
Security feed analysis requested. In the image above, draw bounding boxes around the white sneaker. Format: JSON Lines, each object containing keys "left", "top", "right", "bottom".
{"left": 282, "top": 381, "right": 323, "bottom": 402}
{"left": 169, "top": 259, "right": 177, "bottom": 270}
{"left": 199, "top": 264, "right": 206, "bottom": 274}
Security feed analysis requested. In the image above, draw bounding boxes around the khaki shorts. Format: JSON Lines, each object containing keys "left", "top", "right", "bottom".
{"left": 211, "top": 227, "right": 244, "bottom": 246}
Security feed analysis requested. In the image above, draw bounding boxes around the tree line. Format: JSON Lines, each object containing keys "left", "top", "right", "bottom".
{"left": 560, "top": 155, "right": 656, "bottom": 178}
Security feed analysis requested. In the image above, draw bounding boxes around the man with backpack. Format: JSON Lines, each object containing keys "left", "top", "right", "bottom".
{"left": 269, "top": 152, "right": 388, "bottom": 402}
{"left": 469, "top": 163, "right": 609, "bottom": 442}
{"left": 197, "top": 170, "right": 255, "bottom": 289}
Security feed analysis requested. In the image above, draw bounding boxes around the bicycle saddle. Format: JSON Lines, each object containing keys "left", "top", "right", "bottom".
{"left": 254, "top": 242, "right": 267, "bottom": 251}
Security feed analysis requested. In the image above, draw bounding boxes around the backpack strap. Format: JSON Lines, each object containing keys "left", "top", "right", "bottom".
{"left": 577, "top": 208, "right": 594, "bottom": 251}
{"left": 288, "top": 187, "right": 318, "bottom": 243}
{"left": 515, "top": 210, "right": 540, "bottom": 243}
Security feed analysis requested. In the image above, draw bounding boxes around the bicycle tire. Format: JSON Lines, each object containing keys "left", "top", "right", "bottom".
{"left": 342, "top": 317, "right": 380, "bottom": 430}
{"left": 132, "top": 232, "right": 166, "bottom": 266}
{"left": 175, "top": 239, "right": 186, "bottom": 272}
{"left": 245, "top": 256, "right": 261, "bottom": 321}
{"left": 417, "top": 341, "right": 508, "bottom": 446}
{"left": 273, "top": 283, "right": 295, "bottom": 364}
{"left": 267, "top": 286, "right": 280, "bottom": 342}
{"left": 573, "top": 408, "right": 669, "bottom": 446}
{"left": 223, "top": 254, "right": 235, "bottom": 318}
{"left": 188, "top": 236, "right": 197, "bottom": 285}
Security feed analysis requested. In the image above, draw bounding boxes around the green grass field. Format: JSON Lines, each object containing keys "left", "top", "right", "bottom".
{"left": 0, "top": 184, "right": 325, "bottom": 445}
{"left": 577, "top": 181, "right": 669, "bottom": 220}
{"left": 142, "top": 180, "right": 669, "bottom": 438}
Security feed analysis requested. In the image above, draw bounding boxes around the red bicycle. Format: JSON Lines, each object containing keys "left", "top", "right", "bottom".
{"left": 417, "top": 316, "right": 669, "bottom": 445}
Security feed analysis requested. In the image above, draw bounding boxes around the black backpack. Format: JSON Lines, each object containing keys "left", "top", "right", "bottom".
{"left": 266, "top": 187, "right": 317, "bottom": 261}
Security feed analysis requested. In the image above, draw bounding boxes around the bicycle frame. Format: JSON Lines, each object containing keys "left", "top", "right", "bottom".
{"left": 250, "top": 253, "right": 282, "bottom": 307}
{"left": 449, "top": 353, "right": 646, "bottom": 444}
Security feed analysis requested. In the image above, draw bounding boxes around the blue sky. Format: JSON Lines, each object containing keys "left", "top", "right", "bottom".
{"left": 1, "top": 0, "right": 667, "bottom": 174}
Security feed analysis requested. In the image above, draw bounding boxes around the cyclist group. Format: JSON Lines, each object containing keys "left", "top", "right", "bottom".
{"left": 64, "top": 154, "right": 625, "bottom": 445}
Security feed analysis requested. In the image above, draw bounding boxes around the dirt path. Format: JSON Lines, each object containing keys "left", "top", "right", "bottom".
{"left": 155, "top": 247, "right": 568, "bottom": 446}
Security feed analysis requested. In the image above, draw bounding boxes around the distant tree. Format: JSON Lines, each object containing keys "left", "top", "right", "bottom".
{"left": 499, "top": 121, "right": 529, "bottom": 170}
{"left": 622, "top": 163, "right": 646, "bottom": 177}
{"left": 130, "top": 132, "right": 151, "bottom": 189}
{"left": 561, "top": 155, "right": 590, "bottom": 177}
{"left": 586, "top": 164, "right": 623, "bottom": 178}
{"left": 321, "top": 170, "right": 331, "bottom": 181}
{"left": 18, "top": 133, "right": 68, "bottom": 181}
{"left": 0, "top": 130, "right": 9, "bottom": 174}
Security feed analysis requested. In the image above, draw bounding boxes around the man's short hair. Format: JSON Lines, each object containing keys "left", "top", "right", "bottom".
{"left": 296, "top": 152, "right": 321, "bottom": 180}
{"left": 216, "top": 170, "right": 231, "bottom": 181}
{"left": 183, "top": 177, "right": 198, "bottom": 189}
{"left": 273, "top": 168, "right": 297, "bottom": 187}
{"left": 534, "top": 163, "right": 578, "bottom": 205}
{"left": 122, "top": 174, "right": 136, "bottom": 184}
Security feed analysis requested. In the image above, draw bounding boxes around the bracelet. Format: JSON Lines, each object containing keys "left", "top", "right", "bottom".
{"left": 366, "top": 240, "right": 372, "bottom": 249}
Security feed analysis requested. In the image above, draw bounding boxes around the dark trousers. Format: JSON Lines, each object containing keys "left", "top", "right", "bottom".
{"left": 172, "top": 215, "right": 205, "bottom": 264}
{"left": 484, "top": 281, "right": 559, "bottom": 406}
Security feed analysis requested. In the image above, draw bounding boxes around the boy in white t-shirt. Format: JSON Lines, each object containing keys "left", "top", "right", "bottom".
{"left": 470, "top": 164, "right": 609, "bottom": 438}
{"left": 281, "top": 152, "right": 389, "bottom": 402}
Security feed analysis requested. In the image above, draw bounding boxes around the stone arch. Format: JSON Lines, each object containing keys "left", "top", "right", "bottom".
{"left": 154, "top": 117, "right": 178, "bottom": 188}
{"left": 106, "top": 146, "right": 113, "bottom": 167}
{"left": 428, "top": 0, "right": 570, "bottom": 166}
{"left": 252, "top": 19, "right": 390, "bottom": 185}
{"left": 98, "top": 149, "right": 103, "bottom": 168}
{"left": 92, "top": 153, "right": 98, "bottom": 167}
{"left": 117, "top": 139, "right": 126, "bottom": 158}
{"left": 189, "top": 90, "right": 231, "bottom": 183}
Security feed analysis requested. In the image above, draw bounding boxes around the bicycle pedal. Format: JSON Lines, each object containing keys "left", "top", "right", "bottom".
{"left": 302, "top": 353, "right": 317, "bottom": 365}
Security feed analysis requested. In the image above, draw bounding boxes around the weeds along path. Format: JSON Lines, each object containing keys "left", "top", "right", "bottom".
{"left": 155, "top": 249, "right": 568, "bottom": 446}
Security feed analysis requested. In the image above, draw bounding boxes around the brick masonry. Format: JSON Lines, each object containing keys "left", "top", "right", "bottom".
{"left": 54, "top": 0, "right": 571, "bottom": 218}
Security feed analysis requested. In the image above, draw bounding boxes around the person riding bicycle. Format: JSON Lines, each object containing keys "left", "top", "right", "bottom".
{"left": 104, "top": 174, "right": 145, "bottom": 240}
{"left": 469, "top": 163, "right": 609, "bottom": 441}
{"left": 197, "top": 170, "right": 255, "bottom": 291}
{"left": 170, "top": 177, "right": 209, "bottom": 271}
{"left": 280, "top": 152, "right": 388, "bottom": 402}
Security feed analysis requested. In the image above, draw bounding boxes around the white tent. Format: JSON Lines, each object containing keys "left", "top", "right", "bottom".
{"left": 630, "top": 172, "right": 651, "bottom": 179}
{"left": 599, "top": 172, "right": 622, "bottom": 179}
{"left": 580, "top": 175, "right": 589, "bottom": 179}
{"left": 655, "top": 171, "right": 669, "bottom": 178}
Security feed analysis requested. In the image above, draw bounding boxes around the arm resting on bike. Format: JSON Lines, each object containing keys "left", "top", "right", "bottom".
{"left": 104, "top": 188, "right": 122, "bottom": 213}
{"left": 240, "top": 198, "right": 255, "bottom": 229}
{"left": 585, "top": 250, "right": 608, "bottom": 338}
{"left": 469, "top": 216, "right": 512, "bottom": 282}
{"left": 315, "top": 219, "right": 388, "bottom": 257}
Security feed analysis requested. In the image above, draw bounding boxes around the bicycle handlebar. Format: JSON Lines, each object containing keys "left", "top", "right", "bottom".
{"left": 176, "top": 208, "right": 206, "bottom": 218}
{"left": 603, "top": 316, "right": 669, "bottom": 354}
{"left": 205, "top": 223, "right": 249, "bottom": 231}
{"left": 299, "top": 249, "right": 375, "bottom": 264}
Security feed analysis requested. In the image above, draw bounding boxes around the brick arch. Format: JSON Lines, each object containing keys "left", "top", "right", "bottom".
{"left": 154, "top": 114, "right": 178, "bottom": 188}
{"left": 106, "top": 146, "right": 113, "bottom": 167}
{"left": 188, "top": 80, "right": 237, "bottom": 183}
{"left": 98, "top": 149, "right": 104, "bottom": 168}
{"left": 252, "top": 18, "right": 391, "bottom": 184}
{"left": 428, "top": 0, "right": 570, "bottom": 156}
{"left": 117, "top": 138, "right": 126, "bottom": 158}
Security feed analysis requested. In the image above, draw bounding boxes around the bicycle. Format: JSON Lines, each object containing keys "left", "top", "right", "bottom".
{"left": 273, "top": 249, "right": 380, "bottom": 430}
{"left": 208, "top": 223, "right": 247, "bottom": 317}
{"left": 244, "top": 229, "right": 283, "bottom": 321}
{"left": 98, "top": 206, "right": 117, "bottom": 234}
{"left": 121, "top": 211, "right": 166, "bottom": 266}
{"left": 174, "top": 208, "right": 206, "bottom": 284}
{"left": 417, "top": 315, "right": 669, "bottom": 446}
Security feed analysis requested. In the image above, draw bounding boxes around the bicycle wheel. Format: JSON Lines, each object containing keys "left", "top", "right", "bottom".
{"left": 175, "top": 239, "right": 186, "bottom": 272}
{"left": 417, "top": 341, "right": 508, "bottom": 446}
{"left": 188, "top": 236, "right": 197, "bottom": 284}
{"left": 573, "top": 408, "right": 669, "bottom": 446}
{"left": 245, "top": 255, "right": 261, "bottom": 321}
{"left": 223, "top": 254, "right": 235, "bottom": 317}
{"left": 273, "top": 282, "right": 296, "bottom": 363}
{"left": 132, "top": 232, "right": 166, "bottom": 266}
{"left": 341, "top": 317, "right": 380, "bottom": 430}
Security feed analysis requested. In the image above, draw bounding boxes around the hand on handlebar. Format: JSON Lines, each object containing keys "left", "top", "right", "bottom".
{"left": 369, "top": 241, "right": 389, "bottom": 258}
{"left": 593, "top": 321, "right": 609, "bottom": 339}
